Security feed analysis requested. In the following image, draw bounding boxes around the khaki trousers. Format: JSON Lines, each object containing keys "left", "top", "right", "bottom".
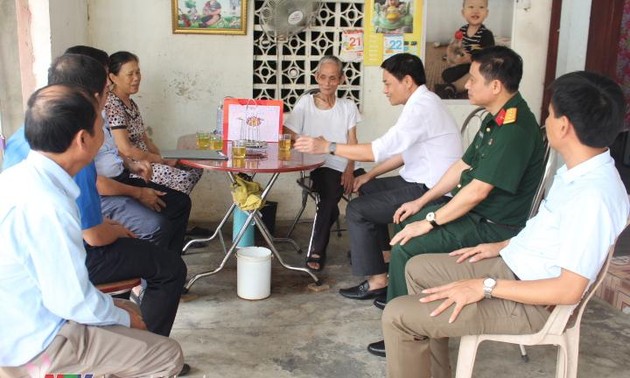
{"left": 382, "top": 254, "right": 550, "bottom": 378}
{"left": 0, "top": 321, "right": 183, "bottom": 378}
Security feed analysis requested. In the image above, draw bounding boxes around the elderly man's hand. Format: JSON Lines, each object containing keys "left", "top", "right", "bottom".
{"left": 352, "top": 174, "right": 371, "bottom": 193}
{"left": 294, "top": 136, "right": 329, "bottom": 154}
{"left": 341, "top": 169, "right": 355, "bottom": 194}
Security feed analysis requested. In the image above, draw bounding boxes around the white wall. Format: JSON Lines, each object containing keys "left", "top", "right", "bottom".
{"left": 0, "top": 0, "right": 23, "bottom": 139}
{"left": 556, "top": 0, "right": 592, "bottom": 75}
{"left": 87, "top": 0, "right": 263, "bottom": 221}
{"left": 49, "top": 0, "right": 89, "bottom": 57}
{"left": 39, "top": 0, "right": 552, "bottom": 222}
{"left": 28, "top": 0, "right": 52, "bottom": 91}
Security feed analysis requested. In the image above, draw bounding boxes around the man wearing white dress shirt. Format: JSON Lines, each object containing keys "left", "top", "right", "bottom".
{"left": 0, "top": 84, "right": 182, "bottom": 377}
{"left": 294, "top": 53, "right": 462, "bottom": 302}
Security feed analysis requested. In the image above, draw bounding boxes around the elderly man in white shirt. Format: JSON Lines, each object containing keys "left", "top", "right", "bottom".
{"left": 0, "top": 84, "right": 182, "bottom": 377}
{"left": 294, "top": 53, "right": 462, "bottom": 304}
{"left": 382, "top": 71, "right": 629, "bottom": 378}
{"left": 284, "top": 55, "right": 364, "bottom": 272}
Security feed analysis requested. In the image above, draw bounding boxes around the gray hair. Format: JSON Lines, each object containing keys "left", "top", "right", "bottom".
{"left": 316, "top": 55, "right": 344, "bottom": 77}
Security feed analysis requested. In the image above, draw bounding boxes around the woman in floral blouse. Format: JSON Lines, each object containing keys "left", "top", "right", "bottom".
{"left": 105, "top": 51, "right": 202, "bottom": 195}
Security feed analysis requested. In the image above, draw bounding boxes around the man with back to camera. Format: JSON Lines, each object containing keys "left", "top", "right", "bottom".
{"left": 382, "top": 71, "right": 629, "bottom": 378}
{"left": 0, "top": 84, "right": 183, "bottom": 377}
{"left": 294, "top": 53, "right": 462, "bottom": 306}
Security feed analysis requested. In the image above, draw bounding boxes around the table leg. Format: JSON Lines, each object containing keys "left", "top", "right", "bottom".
{"left": 252, "top": 211, "right": 320, "bottom": 284}
{"left": 182, "top": 203, "right": 234, "bottom": 253}
{"left": 184, "top": 171, "right": 321, "bottom": 292}
{"left": 184, "top": 202, "right": 257, "bottom": 291}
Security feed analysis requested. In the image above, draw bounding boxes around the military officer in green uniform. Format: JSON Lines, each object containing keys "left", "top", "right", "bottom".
{"left": 366, "top": 45, "right": 545, "bottom": 358}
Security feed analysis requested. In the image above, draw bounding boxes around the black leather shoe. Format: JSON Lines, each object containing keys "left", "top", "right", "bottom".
{"left": 339, "top": 280, "right": 387, "bottom": 300}
{"left": 367, "top": 340, "right": 386, "bottom": 357}
{"left": 373, "top": 294, "right": 387, "bottom": 310}
{"left": 179, "top": 363, "right": 191, "bottom": 376}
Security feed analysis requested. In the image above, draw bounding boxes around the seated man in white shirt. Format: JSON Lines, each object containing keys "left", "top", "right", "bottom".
{"left": 284, "top": 55, "right": 364, "bottom": 271}
{"left": 294, "top": 53, "right": 462, "bottom": 301}
{"left": 381, "top": 71, "right": 629, "bottom": 378}
{"left": 0, "top": 84, "right": 182, "bottom": 377}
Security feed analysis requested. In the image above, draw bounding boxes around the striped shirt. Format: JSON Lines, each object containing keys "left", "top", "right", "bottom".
{"left": 458, "top": 24, "right": 495, "bottom": 54}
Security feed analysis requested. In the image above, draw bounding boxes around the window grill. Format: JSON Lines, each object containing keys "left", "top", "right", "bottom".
{"left": 253, "top": 0, "right": 364, "bottom": 112}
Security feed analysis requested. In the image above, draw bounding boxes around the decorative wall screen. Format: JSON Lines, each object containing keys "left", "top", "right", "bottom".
{"left": 253, "top": 0, "right": 364, "bottom": 112}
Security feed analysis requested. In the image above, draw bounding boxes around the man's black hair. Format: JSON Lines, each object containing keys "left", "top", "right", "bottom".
{"left": 25, "top": 84, "right": 98, "bottom": 153}
{"left": 550, "top": 71, "right": 626, "bottom": 148}
{"left": 380, "top": 53, "right": 426, "bottom": 86}
{"left": 48, "top": 53, "right": 107, "bottom": 95}
{"left": 471, "top": 45, "right": 523, "bottom": 93}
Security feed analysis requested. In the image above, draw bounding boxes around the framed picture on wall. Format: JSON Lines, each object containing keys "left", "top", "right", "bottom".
{"left": 423, "top": 0, "right": 514, "bottom": 101}
{"left": 172, "top": 0, "right": 247, "bottom": 35}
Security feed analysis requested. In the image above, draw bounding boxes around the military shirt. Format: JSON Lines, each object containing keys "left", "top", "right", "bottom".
{"left": 453, "top": 93, "right": 545, "bottom": 227}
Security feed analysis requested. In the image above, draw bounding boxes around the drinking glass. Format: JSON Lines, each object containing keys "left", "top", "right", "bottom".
{"left": 196, "top": 131, "right": 211, "bottom": 149}
{"left": 232, "top": 140, "right": 247, "bottom": 159}
{"left": 279, "top": 133, "right": 291, "bottom": 151}
{"left": 210, "top": 134, "right": 223, "bottom": 150}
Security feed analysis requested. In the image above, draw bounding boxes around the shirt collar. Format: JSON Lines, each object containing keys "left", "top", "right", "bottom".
{"left": 501, "top": 92, "right": 525, "bottom": 110}
{"left": 409, "top": 85, "right": 429, "bottom": 103}
{"left": 26, "top": 150, "right": 81, "bottom": 200}
{"left": 483, "top": 92, "right": 524, "bottom": 127}
{"left": 557, "top": 149, "right": 613, "bottom": 185}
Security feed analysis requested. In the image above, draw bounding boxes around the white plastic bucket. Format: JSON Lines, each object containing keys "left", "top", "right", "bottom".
{"left": 236, "top": 246, "right": 272, "bottom": 300}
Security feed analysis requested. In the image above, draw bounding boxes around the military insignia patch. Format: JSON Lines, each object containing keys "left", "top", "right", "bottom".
{"left": 495, "top": 109, "right": 506, "bottom": 126}
{"left": 503, "top": 108, "right": 518, "bottom": 124}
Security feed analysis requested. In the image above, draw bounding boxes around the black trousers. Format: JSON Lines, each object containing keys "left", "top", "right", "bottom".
{"left": 442, "top": 63, "right": 471, "bottom": 84}
{"left": 110, "top": 170, "right": 192, "bottom": 254}
{"left": 85, "top": 237, "right": 187, "bottom": 337}
{"left": 346, "top": 176, "right": 430, "bottom": 276}
{"left": 309, "top": 167, "right": 365, "bottom": 256}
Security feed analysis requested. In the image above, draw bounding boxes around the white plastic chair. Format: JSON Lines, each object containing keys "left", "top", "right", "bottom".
{"left": 455, "top": 241, "right": 618, "bottom": 378}
{"left": 461, "top": 107, "right": 555, "bottom": 362}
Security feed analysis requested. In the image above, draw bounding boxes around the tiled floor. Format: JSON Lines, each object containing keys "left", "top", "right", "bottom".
{"left": 173, "top": 220, "right": 630, "bottom": 377}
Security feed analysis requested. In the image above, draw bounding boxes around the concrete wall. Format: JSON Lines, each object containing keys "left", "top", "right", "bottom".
{"left": 49, "top": 0, "right": 88, "bottom": 57}
{"left": 0, "top": 0, "right": 24, "bottom": 141}
{"left": 2, "top": 0, "right": 569, "bottom": 223}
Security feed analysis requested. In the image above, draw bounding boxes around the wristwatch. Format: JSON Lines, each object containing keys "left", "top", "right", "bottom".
{"left": 328, "top": 142, "right": 337, "bottom": 155}
{"left": 483, "top": 277, "right": 497, "bottom": 299}
{"left": 425, "top": 212, "right": 440, "bottom": 228}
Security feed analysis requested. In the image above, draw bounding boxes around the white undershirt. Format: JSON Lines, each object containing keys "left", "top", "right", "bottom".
{"left": 285, "top": 94, "right": 361, "bottom": 172}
